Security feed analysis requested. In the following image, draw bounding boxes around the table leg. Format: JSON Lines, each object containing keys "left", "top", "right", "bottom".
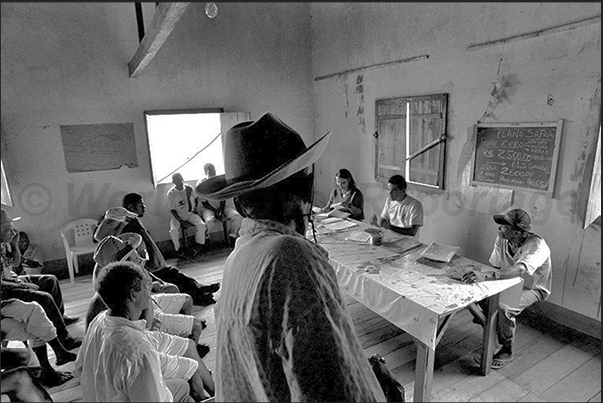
{"left": 480, "top": 292, "right": 500, "bottom": 375}
{"left": 414, "top": 339, "right": 435, "bottom": 402}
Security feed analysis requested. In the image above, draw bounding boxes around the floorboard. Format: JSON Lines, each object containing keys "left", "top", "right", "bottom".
{"left": 2, "top": 246, "right": 598, "bottom": 402}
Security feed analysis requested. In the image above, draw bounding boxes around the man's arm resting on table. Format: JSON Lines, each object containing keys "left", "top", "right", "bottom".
{"left": 379, "top": 218, "right": 420, "bottom": 237}
{"left": 462, "top": 263, "right": 526, "bottom": 283}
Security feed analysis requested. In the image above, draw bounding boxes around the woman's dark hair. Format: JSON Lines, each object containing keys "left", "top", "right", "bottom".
{"left": 97, "top": 261, "right": 144, "bottom": 309}
{"left": 335, "top": 168, "right": 357, "bottom": 191}
{"left": 388, "top": 175, "right": 407, "bottom": 191}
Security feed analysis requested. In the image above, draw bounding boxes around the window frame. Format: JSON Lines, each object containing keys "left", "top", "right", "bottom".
{"left": 143, "top": 108, "right": 224, "bottom": 188}
{"left": 374, "top": 93, "right": 448, "bottom": 191}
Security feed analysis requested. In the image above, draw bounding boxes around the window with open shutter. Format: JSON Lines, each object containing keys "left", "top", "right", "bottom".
{"left": 375, "top": 93, "right": 448, "bottom": 190}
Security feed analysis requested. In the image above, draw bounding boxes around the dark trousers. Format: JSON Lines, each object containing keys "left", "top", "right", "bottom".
{"left": 153, "top": 266, "right": 199, "bottom": 293}
{"left": 19, "top": 274, "right": 65, "bottom": 315}
{"left": 2, "top": 275, "right": 68, "bottom": 339}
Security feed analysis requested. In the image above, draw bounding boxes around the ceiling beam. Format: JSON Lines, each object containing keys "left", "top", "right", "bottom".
{"left": 128, "top": 2, "right": 190, "bottom": 78}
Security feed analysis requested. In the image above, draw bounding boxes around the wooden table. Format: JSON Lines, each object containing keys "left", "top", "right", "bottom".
{"left": 308, "top": 216, "right": 523, "bottom": 402}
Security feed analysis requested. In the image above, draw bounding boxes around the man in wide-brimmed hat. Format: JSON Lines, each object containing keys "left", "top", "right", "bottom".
{"left": 195, "top": 112, "right": 385, "bottom": 401}
{"left": 1, "top": 209, "right": 81, "bottom": 350}
{"left": 461, "top": 208, "right": 552, "bottom": 370}
{"left": 95, "top": 202, "right": 220, "bottom": 306}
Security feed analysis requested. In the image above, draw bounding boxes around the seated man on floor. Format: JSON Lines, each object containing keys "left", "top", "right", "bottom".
{"left": 1, "top": 299, "right": 77, "bottom": 387}
{"left": 168, "top": 173, "right": 208, "bottom": 258}
{"left": 85, "top": 233, "right": 207, "bottom": 356}
{"left": 94, "top": 200, "right": 219, "bottom": 306}
{"left": 1, "top": 209, "right": 81, "bottom": 349}
{"left": 15, "top": 231, "right": 44, "bottom": 275}
{"left": 74, "top": 261, "right": 215, "bottom": 402}
{"left": 195, "top": 163, "right": 243, "bottom": 242}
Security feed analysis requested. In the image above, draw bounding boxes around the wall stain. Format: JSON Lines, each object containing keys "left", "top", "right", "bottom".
{"left": 338, "top": 75, "right": 350, "bottom": 119}
{"left": 355, "top": 74, "right": 366, "bottom": 135}
{"left": 479, "top": 63, "right": 521, "bottom": 122}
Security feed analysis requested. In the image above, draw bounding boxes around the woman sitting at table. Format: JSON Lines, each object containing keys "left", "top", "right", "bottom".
{"left": 321, "top": 168, "right": 364, "bottom": 221}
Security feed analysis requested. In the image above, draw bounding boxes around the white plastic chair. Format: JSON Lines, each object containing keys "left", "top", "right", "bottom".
{"left": 60, "top": 218, "right": 98, "bottom": 283}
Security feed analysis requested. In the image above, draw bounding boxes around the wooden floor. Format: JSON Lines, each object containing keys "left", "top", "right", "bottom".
{"left": 6, "top": 246, "right": 600, "bottom": 402}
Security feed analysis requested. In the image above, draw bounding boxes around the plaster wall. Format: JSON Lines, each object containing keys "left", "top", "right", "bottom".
{"left": 1, "top": 3, "right": 313, "bottom": 263}
{"left": 310, "top": 3, "right": 601, "bottom": 322}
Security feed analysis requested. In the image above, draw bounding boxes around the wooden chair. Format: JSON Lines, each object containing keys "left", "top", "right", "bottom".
{"left": 60, "top": 218, "right": 98, "bottom": 283}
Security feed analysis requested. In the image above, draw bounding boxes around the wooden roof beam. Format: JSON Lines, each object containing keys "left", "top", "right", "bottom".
{"left": 128, "top": 2, "right": 190, "bottom": 78}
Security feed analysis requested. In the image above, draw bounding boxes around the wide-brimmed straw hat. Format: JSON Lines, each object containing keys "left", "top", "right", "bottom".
{"left": 195, "top": 112, "right": 331, "bottom": 200}
{"left": 93, "top": 232, "right": 146, "bottom": 268}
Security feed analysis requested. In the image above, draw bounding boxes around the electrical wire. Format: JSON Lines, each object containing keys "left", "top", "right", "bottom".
{"left": 157, "top": 131, "right": 222, "bottom": 184}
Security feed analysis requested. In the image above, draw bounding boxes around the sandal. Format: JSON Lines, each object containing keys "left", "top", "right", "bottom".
{"left": 473, "top": 353, "right": 513, "bottom": 369}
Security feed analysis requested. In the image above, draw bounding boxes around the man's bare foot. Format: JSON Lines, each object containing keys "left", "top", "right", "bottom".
{"left": 55, "top": 351, "right": 77, "bottom": 366}
{"left": 39, "top": 370, "right": 74, "bottom": 387}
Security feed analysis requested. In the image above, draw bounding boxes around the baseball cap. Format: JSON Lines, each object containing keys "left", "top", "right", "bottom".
{"left": 1, "top": 209, "right": 21, "bottom": 225}
{"left": 493, "top": 209, "right": 531, "bottom": 232}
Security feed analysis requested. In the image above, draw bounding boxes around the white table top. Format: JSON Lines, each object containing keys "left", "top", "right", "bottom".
{"left": 309, "top": 216, "right": 523, "bottom": 349}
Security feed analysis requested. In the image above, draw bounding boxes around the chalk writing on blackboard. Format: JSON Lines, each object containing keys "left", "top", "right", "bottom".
{"left": 470, "top": 120, "right": 563, "bottom": 196}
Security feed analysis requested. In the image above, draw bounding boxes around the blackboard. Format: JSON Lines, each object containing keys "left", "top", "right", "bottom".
{"left": 470, "top": 120, "right": 563, "bottom": 196}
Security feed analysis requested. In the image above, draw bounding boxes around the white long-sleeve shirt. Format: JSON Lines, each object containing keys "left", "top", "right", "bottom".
{"left": 74, "top": 311, "right": 197, "bottom": 402}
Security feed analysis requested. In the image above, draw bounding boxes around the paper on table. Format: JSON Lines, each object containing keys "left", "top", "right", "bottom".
{"left": 420, "top": 242, "right": 459, "bottom": 263}
{"left": 345, "top": 231, "right": 371, "bottom": 243}
{"left": 327, "top": 209, "right": 350, "bottom": 219}
{"left": 325, "top": 220, "right": 358, "bottom": 231}
{"left": 313, "top": 208, "right": 350, "bottom": 219}
{"left": 321, "top": 217, "right": 343, "bottom": 224}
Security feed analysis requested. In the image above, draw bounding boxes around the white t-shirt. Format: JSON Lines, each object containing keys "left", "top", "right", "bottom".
{"left": 380, "top": 194, "right": 424, "bottom": 238}
{"left": 167, "top": 185, "right": 194, "bottom": 218}
{"left": 489, "top": 232, "right": 552, "bottom": 300}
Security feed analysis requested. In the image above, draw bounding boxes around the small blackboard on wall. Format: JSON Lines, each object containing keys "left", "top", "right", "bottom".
{"left": 470, "top": 120, "right": 563, "bottom": 197}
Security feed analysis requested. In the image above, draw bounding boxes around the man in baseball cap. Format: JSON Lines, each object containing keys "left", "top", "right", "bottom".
{"left": 462, "top": 208, "right": 551, "bottom": 370}
{"left": 493, "top": 208, "right": 531, "bottom": 232}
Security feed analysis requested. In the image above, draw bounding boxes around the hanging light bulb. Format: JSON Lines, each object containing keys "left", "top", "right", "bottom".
{"left": 205, "top": 2, "right": 218, "bottom": 18}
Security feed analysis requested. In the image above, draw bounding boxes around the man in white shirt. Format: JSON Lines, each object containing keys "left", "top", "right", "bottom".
{"left": 195, "top": 163, "right": 243, "bottom": 241}
{"left": 167, "top": 173, "right": 207, "bottom": 254}
{"left": 461, "top": 208, "right": 552, "bottom": 370}
{"left": 74, "top": 261, "right": 215, "bottom": 402}
{"left": 378, "top": 175, "right": 424, "bottom": 238}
